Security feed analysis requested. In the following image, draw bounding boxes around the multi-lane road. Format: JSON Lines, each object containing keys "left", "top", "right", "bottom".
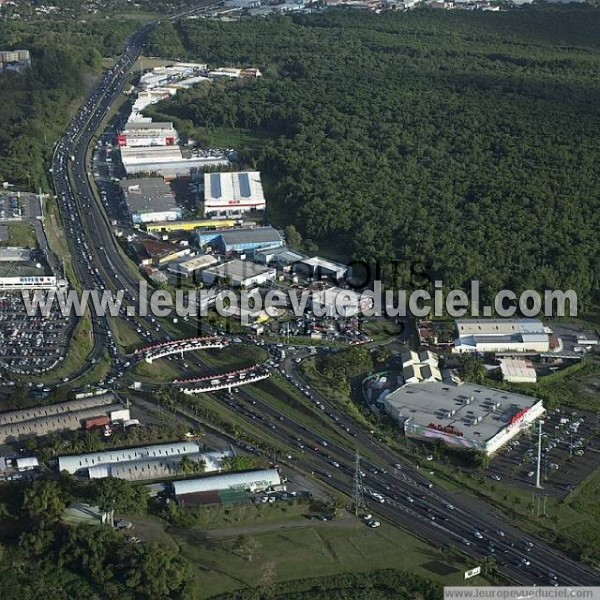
{"left": 46, "top": 5, "right": 599, "bottom": 589}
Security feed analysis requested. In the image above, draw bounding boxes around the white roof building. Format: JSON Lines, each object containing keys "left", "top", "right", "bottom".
{"left": 500, "top": 358, "right": 537, "bottom": 383}
{"left": 204, "top": 171, "right": 266, "bottom": 218}
{"left": 172, "top": 468, "right": 281, "bottom": 496}
{"left": 57, "top": 441, "right": 206, "bottom": 475}
{"left": 297, "top": 256, "right": 348, "bottom": 282}
{"left": 453, "top": 319, "right": 552, "bottom": 354}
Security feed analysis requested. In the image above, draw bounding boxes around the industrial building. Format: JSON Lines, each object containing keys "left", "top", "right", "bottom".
{"left": 83, "top": 450, "right": 232, "bottom": 481}
{"left": 197, "top": 226, "right": 283, "bottom": 254}
{"left": 296, "top": 256, "right": 348, "bottom": 282}
{"left": 57, "top": 441, "right": 231, "bottom": 476}
{"left": 311, "top": 286, "right": 374, "bottom": 318}
{"left": 453, "top": 319, "right": 552, "bottom": 354}
{"left": 0, "top": 395, "right": 124, "bottom": 444}
{"left": 117, "top": 122, "right": 178, "bottom": 147}
{"left": 201, "top": 259, "right": 276, "bottom": 288}
{"left": 167, "top": 253, "right": 218, "bottom": 278}
{"left": 500, "top": 358, "right": 537, "bottom": 383}
{"left": 120, "top": 178, "right": 182, "bottom": 224}
{"left": 120, "top": 145, "right": 229, "bottom": 178}
{"left": 203, "top": 171, "right": 266, "bottom": 218}
{"left": 172, "top": 468, "right": 282, "bottom": 505}
{"left": 383, "top": 381, "right": 544, "bottom": 455}
{"left": 254, "top": 246, "right": 306, "bottom": 267}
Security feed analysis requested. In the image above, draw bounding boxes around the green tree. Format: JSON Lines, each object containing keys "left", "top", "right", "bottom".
{"left": 22, "top": 480, "right": 65, "bottom": 527}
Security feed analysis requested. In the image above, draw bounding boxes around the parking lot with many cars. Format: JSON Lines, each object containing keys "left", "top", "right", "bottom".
{"left": 0, "top": 291, "right": 74, "bottom": 377}
{"left": 491, "top": 406, "right": 600, "bottom": 498}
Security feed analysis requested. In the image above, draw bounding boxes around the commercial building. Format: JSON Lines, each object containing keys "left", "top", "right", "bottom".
{"left": 0, "top": 248, "right": 59, "bottom": 290}
{"left": 167, "top": 254, "right": 218, "bottom": 278}
{"left": 453, "top": 319, "right": 552, "bottom": 354}
{"left": 120, "top": 145, "right": 229, "bottom": 178}
{"left": 296, "top": 256, "right": 348, "bottom": 282}
{"left": 201, "top": 259, "right": 276, "bottom": 288}
{"left": 400, "top": 349, "right": 442, "bottom": 383}
{"left": 311, "top": 286, "right": 374, "bottom": 318}
{"left": 120, "top": 178, "right": 181, "bottom": 224}
{"left": 117, "top": 122, "right": 178, "bottom": 148}
{"left": 203, "top": 171, "right": 266, "bottom": 218}
{"left": 383, "top": 381, "right": 544, "bottom": 455}
{"left": 500, "top": 358, "right": 537, "bottom": 383}
{"left": 197, "top": 226, "right": 283, "bottom": 254}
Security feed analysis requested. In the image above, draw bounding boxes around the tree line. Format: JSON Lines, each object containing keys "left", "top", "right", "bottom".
{"left": 145, "top": 7, "right": 600, "bottom": 313}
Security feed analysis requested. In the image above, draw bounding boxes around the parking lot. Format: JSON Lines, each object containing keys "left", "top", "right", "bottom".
{"left": 0, "top": 290, "right": 73, "bottom": 376}
{"left": 491, "top": 406, "right": 600, "bottom": 498}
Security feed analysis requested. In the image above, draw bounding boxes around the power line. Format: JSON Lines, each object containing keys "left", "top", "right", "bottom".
{"left": 353, "top": 450, "right": 366, "bottom": 516}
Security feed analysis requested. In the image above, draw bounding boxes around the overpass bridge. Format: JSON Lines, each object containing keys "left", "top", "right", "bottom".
{"left": 135, "top": 337, "right": 228, "bottom": 364}
{"left": 177, "top": 364, "right": 270, "bottom": 394}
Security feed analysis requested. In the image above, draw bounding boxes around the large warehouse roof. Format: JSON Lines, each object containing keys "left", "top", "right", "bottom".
{"left": 119, "top": 178, "right": 178, "bottom": 214}
{"left": 0, "top": 394, "right": 115, "bottom": 427}
{"left": 58, "top": 441, "right": 205, "bottom": 474}
{"left": 204, "top": 171, "right": 265, "bottom": 208}
{"left": 218, "top": 227, "right": 283, "bottom": 248}
{"left": 87, "top": 450, "right": 232, "bottom": 481}
{"left": 172, "top": 468, "right": 281, "bottom": 496}
{"left": 384, "top": 381, "right": 540, "bottom": 444}
{"left": 0, "top": 404, "right": 123, "bottom": 444}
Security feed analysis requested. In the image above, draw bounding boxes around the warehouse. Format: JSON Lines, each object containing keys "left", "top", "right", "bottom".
{"left": 254, "top": 246, "right": 306, "bottom": 267}
{"left": 118, "top": 122, "right": 178, "bottom": 147}
{"left": 120, "top": 145, "right": 230, "bottom": 177}
{"left": 0, "top": 404, "right": 124, "bottom": 444}
{"left": 86, "top": 450, "right": 233, "bottom": 481}
{"left": 197, "top": 226, "right": 283, "bottom": 254}
{"left": 383, "top": 381, "right": 544, "bottom": 455}
{"left": 120, "top": 178, "right": 182, "bottom": 224}
{"left": 57, "top": 441, "right": 221, "bottom": 475}
{"left": 0, "top": 249, "right": 59, "bottom": 290}
{"left": 453, "top": 319, "right": 552, "bottom": 354}
{"left": 167, "top": 254, "right": 218, "bottom": 278}
{"left": 296, "top": 256, "right": 348, "bottom": 282}
{"left": 203, "top": 171, "right": 266, "bottom": 218}
{"left": 201, "top": 259, "right": 276, "bottom": 288}
{"left": 172, "top": 468, "right": 282, "bottom": 505}
{"left": 500, "top": 358, "right": 537, "bottom": 383}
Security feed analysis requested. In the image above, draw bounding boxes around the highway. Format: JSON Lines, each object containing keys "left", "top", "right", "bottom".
{"left": 46, "top": 4, "right": 599, "bottom": 589}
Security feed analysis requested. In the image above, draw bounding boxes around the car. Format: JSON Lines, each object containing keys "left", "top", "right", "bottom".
{"left": 492, "top": 474, "right": 502, "bottom": 481}
{"left": 520, "top": 558, "right": 531, "bottom": 566}
{"left": 446, "top": 503, "right": 455, "bottom": 510}
{"left": 363, "top": 514, "right": 373, "bottom": 521}
{"left": 406, "top": 496, "right": 414, "bottom": 503}
{"left": 474, "top": 531, "right": 483, "bottom": 540}
{"left": 497, "top": 529, "right": 505, "bottom": 537}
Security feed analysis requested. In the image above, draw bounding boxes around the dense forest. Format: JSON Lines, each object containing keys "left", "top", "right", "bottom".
{"left": 0, "top": 20, "right": 138, "bottom": 190}
{"left": 146, "top": 7, "right": 600, "bottom": 312}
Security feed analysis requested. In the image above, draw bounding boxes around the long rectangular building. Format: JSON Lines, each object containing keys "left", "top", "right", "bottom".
{"left": 172, "top": 468, "right": 281, "bottom": 498}
{"left": 118, "top": 122, "right": 178, "bottom": 148}
{"left": 204, "top": 171, "right": 266, "bottom": 218}
{"left": 453, "top": 319, "right": 552, "bottom": 354}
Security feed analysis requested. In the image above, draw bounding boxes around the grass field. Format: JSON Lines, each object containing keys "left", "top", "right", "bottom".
{"left": 4, "top": 223, "right": 38, "bottom": 248}
{"left": 362, "top": 319, "right": 402, "bottom": 341}
{"left": 133, "top": 357, "right": 182, "bottom": 382}
{"left": 128, "top": 511, "right": 486, "bottom": 599}
{"left": 110, "top": 317, "right": 143, "bottom": 354}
